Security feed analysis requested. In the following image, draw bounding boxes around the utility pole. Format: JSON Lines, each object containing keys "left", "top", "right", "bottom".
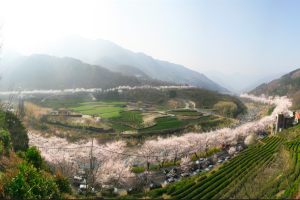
{"left": 90, "top": 138, "right": 93, "bottom": 171}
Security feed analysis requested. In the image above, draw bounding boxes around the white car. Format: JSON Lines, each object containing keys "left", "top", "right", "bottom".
{"left": 193, "top": 169, "right": 203, "bottom": 175}
{"left": 208, "top": 165, "right": 213, "bottom": 168}
{"left": 205, "top": 167, "right": 210, "bottom": 171}
{"left": 181, "top": 173, "right": 192, "bottom": 178}
{"left": 196, "top": 158, "right": 205, "bottom": 165}
{"left": 225, "top": 156, "right": 231, "bottom": 161}
{"left": 217, "top": 160, "right": 224, "bottom": 164}
{"left": 164, "top": 178, "right": 178, "bottom": 185}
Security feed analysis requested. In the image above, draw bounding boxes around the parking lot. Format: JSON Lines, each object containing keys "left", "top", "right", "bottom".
{"left": 69, "top": 139, "right": 272, "bottom": 196}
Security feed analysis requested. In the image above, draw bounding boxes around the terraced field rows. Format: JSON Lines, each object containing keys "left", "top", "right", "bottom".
{"left": 168, "top": 136, "right": 284, "bottom": 199}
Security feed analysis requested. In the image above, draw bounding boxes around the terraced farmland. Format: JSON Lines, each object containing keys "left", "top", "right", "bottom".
{"left": 123, "top": 136, "right": 284, "bottom": 199}
{"left": 110, "top": 111, "right": 144, "bottom": 128}
{"left": 138, "top": 117, "right": 187, "bottom": 132}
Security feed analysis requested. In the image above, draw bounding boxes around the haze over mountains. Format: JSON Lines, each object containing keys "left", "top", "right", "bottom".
{"left": 0, "top": 34, "right": 287, "bottom": 94}
{"left": 202, "top": 70, "right": 286, "bottom": 94}
{"left": 28, "top": 34, "right": 229, "bottom": 93}
{"left": 0, "top": 54, "right": 178, "bottom": 90}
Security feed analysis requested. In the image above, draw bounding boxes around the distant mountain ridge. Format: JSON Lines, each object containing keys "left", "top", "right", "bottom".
{"left": 32, "top": 34, "right": 229, "bottom": 93}
{"left": 202, "top": 70, "right": 286, "bottom": 94}
{"left": 249, "top": 68, "right": 300, "bottom": 98}
{"left": 0, "top": 54, "right": 179, "bottom": 91}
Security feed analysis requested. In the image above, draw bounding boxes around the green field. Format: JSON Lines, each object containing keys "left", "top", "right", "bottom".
{"left": 99, "top": 112, "right": 121, "bottom": 118}
{"left": 110, "top": 111, "right": 145, "bottom": 129}
{"left": 80, "top": 107, "right": 126, "bottom": 115}
{"left": 71, "top": 105, "right": 96, "bottom": 111}
{"left": 138, "top": 117, "right": 187, "bottom": 132}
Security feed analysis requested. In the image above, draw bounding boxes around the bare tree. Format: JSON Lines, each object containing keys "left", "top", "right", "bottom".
{"left": 16, "top": 98, "right": 27, "bottom": 120}
{"left": 86, "top": 119, "right": 91, "bottom": 127}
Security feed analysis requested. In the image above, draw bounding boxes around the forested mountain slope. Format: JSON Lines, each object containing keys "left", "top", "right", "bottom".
{"left": 33, "top": 34, "right": 229, "bottom": 92}
{"left": 249, "top": 68, "right": 300, "bottom": 109}
{"left": 0, "top": 54, "right": 177, "bottom": 91}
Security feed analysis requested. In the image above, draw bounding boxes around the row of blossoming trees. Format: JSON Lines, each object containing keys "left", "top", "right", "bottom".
{"left": 27, "top": 94, "right": 292, "bottom": 188}
{"left": 0, "top": 85, "right": 197, "bottom": 95}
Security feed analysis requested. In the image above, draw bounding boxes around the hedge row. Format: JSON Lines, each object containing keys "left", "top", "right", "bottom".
{"left": 262, "top": 137, "right": 280, "bottom": 150}
{"left": 181, "top": 149, "right": 271, "bottom": 199}
{"left": 170, "top": 182, "right": 196, "bottom": 197}
{"left": 289, "top": 153, "right": 300, "bottom": 182}
{"left": 260, "top": 136, "right": 269, "bottom": 142}
{"left": 197, "top": 154, "right": 273, "bottom": 200}
{"left": 216, "top": 154, "right": 273, "bottom": 199}
{"left": 288, "top": 152, "right": 297, "bottom": 175}
{"left": 168, "top": 177, "right": 208, "bottom": 199}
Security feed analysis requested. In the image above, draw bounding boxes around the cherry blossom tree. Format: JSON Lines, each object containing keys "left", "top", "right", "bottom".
{"left": 136, "top": 140, "right": 158, "bottom": 171}
{"left": 227, "top": 147, "right": 236, "bottom": 155}
{"left": 180, "top": 157, "right": 192, "bottom": 173}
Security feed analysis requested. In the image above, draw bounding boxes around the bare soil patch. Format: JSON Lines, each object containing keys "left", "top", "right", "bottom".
{"left": 167, "top": 99, "right": 182, "bottom": 108}
{"left": 177, "top": 115, "right": 202, "bottom": 120}
{"left": 142, "top": 113, "right": 167, "bottom": 126}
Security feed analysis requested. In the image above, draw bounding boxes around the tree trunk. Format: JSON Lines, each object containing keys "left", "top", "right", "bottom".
{"left": 147, "top": 162, "right": 150, "bottom": 171}
{"left": 194, "top": 153, "right": 198, "bottom": 159}
{"left": 174, "top": 156, "right": 177, "bottom": 166}
{"left": 162, "top": 161, "right": 164, "bottom": 168}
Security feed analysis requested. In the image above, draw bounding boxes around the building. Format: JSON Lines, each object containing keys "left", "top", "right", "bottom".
{"left": 58, "top": 108, "right": 70, "bottom": 115}
{"left": 295, "top": 111, "right": 300, "bottom": 123}
{"left": 275, "top": 111, "right": 296, "bottom": 134}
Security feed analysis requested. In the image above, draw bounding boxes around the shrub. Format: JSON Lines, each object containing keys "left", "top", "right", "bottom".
{"left": 126, "top": 140, "right": 132, "bottom": 146}
{"left": 0, "top": 129, "right": 11, "bottom": 149}
{"left": 55, "top": 171, "right": 72, "bottom": 194}
{"left": 16, "top": 150, "right": 26, "bottom": 159}
{"left": 0, "top": 141, "right": 4, "bottom": 156}
{"left": 4, "top": 111, "right": 29, "bottom": 152}
{"left": 26, "top": 146, "right": 43, "bottom": 171}
{"left": 2, "top": 162, "right": 62, "bottom": 199}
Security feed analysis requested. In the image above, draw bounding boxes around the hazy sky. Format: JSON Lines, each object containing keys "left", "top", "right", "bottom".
{"left": 0, "top": 0, "right": 299, "bottom": 76}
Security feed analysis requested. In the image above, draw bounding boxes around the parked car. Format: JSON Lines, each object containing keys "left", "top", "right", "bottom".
{"left": 195, "top": 158, "right": 205, "bottom": 165}
{"left": 164, "top": 178, "right": 178, "bottom": 185}
{"left": 149, "top": 182, "right": 162, "bottom": 190}
{"left": 205, "top": 160, "right": 211, "bottom": 166}
{"left": 126, "top": 186, "right": 143, "bottom": 195}
{"left": 225, "top": 156, "right": 231, "bottom": 161}
{"left": 217, "top": 160, "right": 224, "bottom": 164}
{"left": 208, "top": 165, "right": 213, "bottom": 168}
{"left": 164, "top": 167, "right": 177, "bottom": 174}
{"left": 181, "top": 173, "right": 192, "bottom": 178}
{"left": 205, "top": 167, "right": 210, "bottom": 171}
{"left": 101, "top": 185, "right": 118, "bottom": 196}
{"left": 193, "top": 169, "right": 203, "bottom": 175}
{"left": 78, "top": 184, "right": 95, "bottom": 195}
{"left": 165, "top": 173, "right": 178, "bottom": 179}
{"left": 191, "top": 164, "right": 199, "bottom": 171}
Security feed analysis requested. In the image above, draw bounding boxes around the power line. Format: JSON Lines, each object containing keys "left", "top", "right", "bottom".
{"left": 34, "top": 145, "right": 201, "bottom": 158}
